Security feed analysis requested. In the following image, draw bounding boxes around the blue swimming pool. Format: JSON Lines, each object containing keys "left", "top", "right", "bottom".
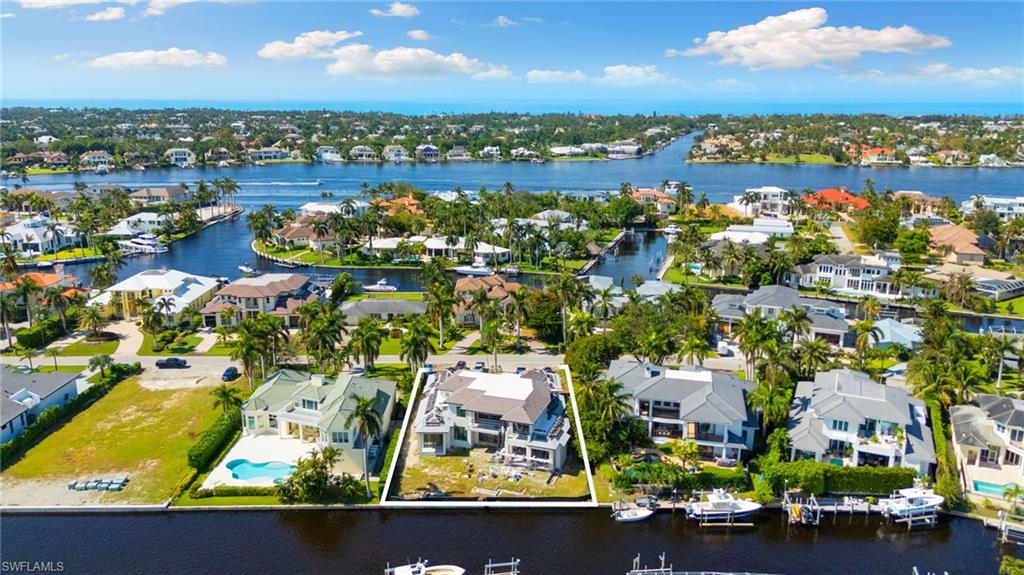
{"left": 226, "top": 459, "right": 295, "bottom": 483}
{"left": 973, "top": 479, "right": 1019, "bottom": 497}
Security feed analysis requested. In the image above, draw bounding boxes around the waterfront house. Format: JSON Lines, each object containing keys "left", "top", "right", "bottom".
{"left": 924, "top": 263, "right": 1023, "bottom": 302}
{"left": 711, "top": 285, "right": 850, "bottom": 346}
{"left": 382, "top": 145, "right": 409, "bottom": 163}
{"left": 549, "top": 145, "right": 585, "bottom": 157}
{"left": 272, "top": 215, "right": 336, "bottom": 250}
{"left": 720, "top": 217, "right": 794, "bottom": 239}
{"left": 102, "top": 212, "right": 168, "bottom": 237}
{"left": 510, "top": 147, "right": 540, "bottom": 160}
{"left": 453, "top": 275, "right": 526, "bottom": 326}
{"left": 802, "top": 187, "right": 870, "bottom": 213}
{"left": 951, "top": 394, "right": 1024, "bottom": 498}
{"left": 90, "top": 267, "right": 219, "bottom": 322}
{"left": 604, "top": 359, "right": 757, "bottom": 461}
{"left": 929, "top": 223, "right": 988, "bottom": 265}
{"left": 415, "top": 144, "right": 440, "bottom": 162}
{"left": 782, "top": 253, "right": 936, "bottom": 300}
{"left": 936, "top": 149, "right": 971, "bottom": 166}
{"left": 447, "top": 146, "right": 471, "bottom": 161}
{"left": 893, "top": 191, "right": 944, "bottom": 216}
{"left": 163, "top": 148, "right": 197, "bottom": 167}
{"left": 247, "top": 146, "right": 289, "bottom": 161}
{"left": 422, "top": 236, "right": 510, "bottom": 262}
{"left": 41, "top": 151, "right": 69, "bottom": 168}
{"left": 241, "top": 369, "right": 397, "bottom": 477}
{"left": 129, "top": 185, "right": 190, "bottom": 206}
{"left": 1, "top": 366, "right": 81, "bottom": 443}
{"left": 479, "top": 146, "right": 502, "bottom": 159}
{"left": 314, "top": 146, "right": 342, "bottom": 163}
{"left": 340, "top": 299, "right": 427, "bottom": 325}
{"left": 414, "top": 368, "right": 571, "bottom": 472}
{"left": 200, "top": 273, "right": 319, "bottom": 328}
{"left": 0, "top": 267, "right": 79, "bottom": 316}
{"left": 374, "top": 195, "right": 423, "bottom": 216}
{"left": 204, "top": 148, "right": 232, "bottom": 163}
{"left": 872, "top": 319, "right": 923, "bottom": 350}
{"left": 727, "top": 186, "right": 792, "bottom": 218}
{"left": 349, "top": 145, "right": 378, "bottom": 161}
{"left": 960, "top": 195, "right": 1024, "bottom": 222}
{"left": 299, "top": 199, "right": 369, "bottom": 217}
{"left": 788, "top": 369, "right": 935, "bottom": 475}
{"left": 3, "top": 214, "right": 79, "bottom": 255}
{"left": 80, "top": 150, "right": 114, "bottom": 167}
{"left": 628, "top": 187, "right": 677, "bottom": 218}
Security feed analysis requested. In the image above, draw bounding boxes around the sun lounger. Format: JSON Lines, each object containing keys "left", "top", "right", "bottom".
{"left": 96, "top": 481, "right": 111, "bottom": 490}
{"left": 84, "top": 480, "right": 99, "bottom": 490}
{"left": 108, "top": 483, "right": 124, "bottom": 491}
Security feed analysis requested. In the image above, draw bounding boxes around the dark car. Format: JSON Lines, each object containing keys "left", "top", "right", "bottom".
{"left": 221, "top": 366, "right": 240, "bottom": 381}
{"left": 473, "top": 361, "right": 486, "bottom": 372}
{"left": 155, "top": 357, "right": 188, "bottom": 369}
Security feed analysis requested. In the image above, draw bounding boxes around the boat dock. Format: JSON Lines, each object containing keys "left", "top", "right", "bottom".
{"left": 781, "top": 492, "right": 938, "bottom": 530}
{"left": 984, "top": 511, "right": 1024, "bottom": 545}
{"left": 577, "top": 227, "right": 631, "bottom": 276}
{"left": 626, "top": 554, "right": 779, "bottom": 575}
{"left": 483, "top": 559, "right": 521, "bottom": 575}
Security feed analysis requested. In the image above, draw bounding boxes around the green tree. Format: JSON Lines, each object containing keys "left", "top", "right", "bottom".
{"left": 211, "top": 384, "right": 244, "bottom": 415}
{"left": 344, "top": 395, "right": 384, "bottom": 498}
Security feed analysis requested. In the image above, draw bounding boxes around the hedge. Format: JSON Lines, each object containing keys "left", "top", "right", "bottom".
{"left": 0, "top": 362, "right": 142, "bottom": 469}
{"left": 566, "top": 333, "right": 623, "bottom": 373}
{"left": 617, "top": 462, "right": 749, "bottom": 492}
{"left": 928, "top": 400, "right": 948, "bottom": 465}
{"left": 189, "top": 484, "right": 278, "bottom": 499}
{"left": 187, "top": 408, "right": 241, "bottom": 471}
{"left": 376, "top": 429, "right": 403, "bottom": 498}
{"left": 762, "top": 460, "right": 916, "bottom": 495}
{"left": 15, "top": 316, "right": 69, "bottom": 349}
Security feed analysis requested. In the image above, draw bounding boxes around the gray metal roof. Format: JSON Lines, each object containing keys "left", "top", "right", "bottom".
{"left": 951, "top": 404, "right": 1005, "bottom": 449}
{"left": 442, "top": 369, "right": 555, "bottom": 425}
{"left": 977, "top": 393, "right": 1024, "bottom": 428}
{"left": 1, "top": 367, "right": 79, "bottom": 401}
{"left": 340, "top": 299, "right": 427, "bottom": 317}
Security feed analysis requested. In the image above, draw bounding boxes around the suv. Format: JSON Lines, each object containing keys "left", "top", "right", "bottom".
{"left": 155, "top": 357, "right": 188, "bottom": 369}
{"left": 221, "top": 366, "right": 240, "bottom": 381}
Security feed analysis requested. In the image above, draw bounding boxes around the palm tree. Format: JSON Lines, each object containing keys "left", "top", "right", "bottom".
{"left": 592, "top": 286, "right": 616, "bottom": 330}
{"left": 349, "top": 317, "right": 384, "bottom": 368}
{"left": 89, "top": 354, "right": 113, "bottom": 378}
{"left": 229, "top": 330, "right": 263, "bottom": 389}
{"left": 12, "top": 276, "right": 39, "bottom": 327}
{"left": 778, "top": 305, "right": 811, "bottom": 344}
{"left": 592, "top": 378, "right": 631, "bottom": 431}
{"left": 45, "top": 347, "right": 60, "bottom": 370}
{"left": 344, "top": 394, "right": 384, "bottom": 498}
{"left": 77, "top": 304, "right": 109, "bottom": 338}
{"left": 20, "top": 347, "right": 35, "bottom": 370}
{"left": 506, "top": 287, "right": 530, "bottom": 344}
{"left": 853, "top": 319, "right": 883, "bottom": 366}
{"left": 1005, "top": 483, "right": 1024, "bottom": 513}
{"left": 425, "top": 283, "right": 456, "bottom": 349}
{"left": 860, "top": 296, "right": 881, "bottom": 321}
{"left": 676, "top": 332, "right": 708, "bottom": 366}
{"left": 154, "top": 296, "right": 176, "bottom": 326}
{"left": 566, "top": 308, "right": 596, "bottom": 342}
{"left": 399, "top": 315, "right": 436, "bottom": 373}
{"left": 211, "top": 384, "right": 244, "bottom": 414}
{"left": 0, "top": 293, "right": 17, "bottom": 348}
{"left": 944, "top": 362, "right": 985, "bottom": 405}
{"left": 43, "top": 286, "right": 71, "bottom": 331}
{"left": 794, "top": 337, "right": 832, "bottom": 379}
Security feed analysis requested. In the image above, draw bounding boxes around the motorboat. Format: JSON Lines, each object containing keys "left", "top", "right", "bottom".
{"left": 453, "top": 257, "right": 494, "bottom": 277}
{"left": 217, "top": 161, "right": 230, "bottom": 168}
{"left": 363, "top": 278, "right": 398, "bottom": 292}
{"left": 238, "top": 265, "right": 255, "bottom": 274}
{"left": 501, "top": 266, "right": 521, "bottom": 276}
{"left": 663, "top": 224, "right": 681, "bottom": 235}
{"left": 315, "top": 179, "right": 324, "bottom": 185}
{"left": 686, "top": 489, "right": 762, "bottom": 520}
{"left": 117, "top": 234, "right": 169, "bottom": 254}
{"left": 880, "top": 488, "right": 944, "bottom": 518}
{"left": 132, "top": 164, "right": 146, "bottom": 171}
{"left": 613, "top": 507, "right": 656, "bottom": 522}
{"left": 35, "top": 261, "right": 54, "bottom": 268}
{"left": 384, "top": 560, "right": 465, "bottom": 575}
{"left": 254, "top": 161, "right": 266, "bottom": 166}
{"left": 95, "top": 164, "right": 109, "bottom": 174}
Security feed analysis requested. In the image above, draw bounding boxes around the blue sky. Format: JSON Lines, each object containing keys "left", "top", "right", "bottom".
{"left": 2, "top": 1, "right": 1022, "bottom": 108}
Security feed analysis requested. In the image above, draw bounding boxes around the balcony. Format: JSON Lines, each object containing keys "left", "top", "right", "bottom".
{"left": 472, "top": 417, "right": 502, "bottom": 432}
{"left": 694, "top": 432, "right": 725, "bottom": 443}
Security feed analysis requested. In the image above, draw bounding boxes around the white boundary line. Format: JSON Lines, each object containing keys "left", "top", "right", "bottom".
{"left": 379, "top": 365, "right": 598, "bottom": 508}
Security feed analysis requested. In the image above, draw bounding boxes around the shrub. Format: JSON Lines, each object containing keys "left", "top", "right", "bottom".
{"left": 189, "top": 484, "right": 277, "bottom": 499}
{"left": 763, "top": 460, "right": 826, "bottom": 494}
{"left": 566, "top": 333, "right": 622, "bottom": 373}
{"left": 376, "top": 430, "right": 402, "bottom": 498}
{"left": 762, "top": 460, "right": 916, "bottom": 496}
{"left": 15, "top": 316, "right": 68, "bottom": 349}
{"left": 187, "top": 408, "right": 241, "bottom": 471}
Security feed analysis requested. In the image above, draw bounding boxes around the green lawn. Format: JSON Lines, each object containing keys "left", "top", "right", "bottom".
{"left": 35, "top": 365, "right": 87, "bottom": 373}
{"left": 34, "top": 247, "right": 102, "bottom": 262}
{"left": 764, "top": 153, "right": 841, "bottom": 165}
{"left": 1, "top": 377, "right": 238, "bottom": 504}
{"left": 995, "top": 295, "right": 1024, "bottom": 316}
{"left": 138, "top": 333, "right": 202, "bottom": 356}
{"left": 56, "top": 337, "right": 120, "bottom": 357}
{"left": 379, "top": 336, "right": 456, "bottom": 356}
{"left": 347, "top": 292, "right": 425, "bottom": 302}
{"left": 203, "top": 342, "right": 234, "bottom": 356}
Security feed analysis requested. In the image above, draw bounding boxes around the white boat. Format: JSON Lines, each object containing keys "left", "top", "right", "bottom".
{"left": 453, "top": 257, "right": 494, "bottom": 277}
{"left": 686, "top": 489, "right": 762, "bottom": 520}
{"left": 35, "top": 261, "right": 54, "bottom": 268}
{"left": 501, "top": 266, "right": 521, "bottom": 276}
{"left": 880, "top": 488, "right": 944, "bottom": 518}
{"left": 612, "top": 507, "right": 656, "bottom": 523}
{"left": 217, "top": 161, "right": 230, "bottom": 168}
{"left": 132, "top": 164, "right": 146, "bottom": 171}
{"left": 238, "top": 265, "right": 255, "bottom": 274}
{"left": 117, "top": 234, "right": 169, "bottom": 254}
{"left": 363, "top": 278, "right": 398, "bottom": 292}
{"left": 663, "top": 224, "right": 681, "bottom": 235}
{"left": 95, "top": 164, "right": 109, "bottom": 174}
{"left": 384, "top": 560, "right": 465, "bottom": 575}
{"left": 254, "top": 161, "right": 266, "bottom": 166}
{"left": 315, "top": 179, "right": 324, "bottom": 185}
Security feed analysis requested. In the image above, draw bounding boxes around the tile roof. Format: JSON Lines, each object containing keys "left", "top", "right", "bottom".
{"left": 802, "top": 187, "right": 870, "bottom": 211}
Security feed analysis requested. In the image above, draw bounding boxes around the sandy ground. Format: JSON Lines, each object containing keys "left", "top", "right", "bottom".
{"left": 0, "top": 476, "right": 151, "bottom": 507}
{"left": 137, "top": 367, "right": 223, "bottom": 390}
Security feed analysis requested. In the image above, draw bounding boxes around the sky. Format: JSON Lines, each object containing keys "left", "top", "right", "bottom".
{"left": 1, "top": 1, "right": 1023, "bottom": 110}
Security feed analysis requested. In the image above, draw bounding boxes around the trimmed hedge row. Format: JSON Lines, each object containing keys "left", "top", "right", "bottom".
{"left": 0, "top": 362, "right": 142, "bottom": 469}
{"left": 376, "top": 428, "right": 403, "bottom": 498}
{"left": 16, "top": 316, "right": 70, "bottom": 349}
{"left": 189, "top": 484, "right": 278, "bottom": 499}
{"left": 762, "top": 460, "right": 916, "bottom": 495}
{"left": 187, "top": 408, "right": 240, "bottom": 471}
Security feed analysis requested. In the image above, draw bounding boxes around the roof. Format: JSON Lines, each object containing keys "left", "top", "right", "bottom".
{"left": 794, "top": 369, "right": 915, "bottom": 426}
{"left": 0, "top": 271, "right": 76, "bottom": 292}
{"left": 105, "top": 268, "right": 219, "bottom": 314}
{"left": 130, "top": 186, "right": 189, "bottom": 200}
{"left": 1, "top": 367, "right": 79, "bottom": 425}
{"left": 340, "top": 299, "right": 427, "bottom": 317}
{"left": 873, "top": 319, "right": 923, "bottom": 349}
{"left": 439, "top": 369, "right": 557, "bottom": 425}
{"left": 802, "top": 187, "right": 870, "bottom": 211}
{"left": 978, "top": 393, "right": 1024, "bottom": 428}
{"left": 929, "top": 224, "right": 984, "bottom": 255}
{"left": 951, "top": 404, "right": 1005, "bottom": 449}
{"left": 214, "top": 274, "right": 309, "bottom": 299}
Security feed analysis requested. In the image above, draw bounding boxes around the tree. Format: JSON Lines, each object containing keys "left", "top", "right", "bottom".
{"left": 277, "top": 446, "right": 360, "bottom": 504}
{"left": 794, "top": 337, "right": 832, "bottom": 379}
{"left": 425, "top": 283, "right": 456, "bottom": 349}
{"left": 669, "top": 438, "right": 701, "bottom": 470}
{"left": 344, "top": 395, "right": 384, "bottom": 498}
{"left": 0, "top": 292, "right": 17, "bottom": 348}
{"left": 349, "top": 317, "right": 384, "bottom": 368}
{"left": 1005, "top": 483, "right": 1024, "bottom": 514}
{"left": 399, "top": 315, "right": 436, "bottom": 373}
{"left": 77, "top": 304, "right": 109, "bottom": 338}
{"left": 328, "top": 273, "right": 357, "bottom": 305}
{"left": 852, "top": 319, "right": 882, "bottom": 366}
{"left": 89, "top": 353, "right": 113, "bottom": 377}
{"left": 12, "top": 276, "right": 39, "bottom": 328}
{"left": 211, "top": 384, "right": 243, "bottom": 414}
{"left": 778, "top": 305, "right": 811, "bottom": 345}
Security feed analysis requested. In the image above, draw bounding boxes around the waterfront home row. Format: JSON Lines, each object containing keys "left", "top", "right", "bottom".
{"left": 782, "top": 252, "right": 939, "bottom": 301}
{"left": 712, "top": 285, "right": 850, "bottom": 346}
{"left": 200, "top": 273, "right": 320, "bottom": 328}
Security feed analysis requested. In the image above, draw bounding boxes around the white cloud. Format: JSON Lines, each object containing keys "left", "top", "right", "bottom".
{"left": 53, "top": 52, "right": 74, "bottom": 61}
{"left": 406, "top": 29, "right": 431, "bottom": 41}
{"left": 20, "top": 0, "right": 107, "bottom": 8}
{"left": 86, "top": 6, "right": 125, "bottom": 20}
{"left": 258, "top": 30, "right": 363, "bottom": 60}
{"left": 596, "top": 64, "right": 678, "bottom": 87}
{"left": 526, "top": 69, "right": 587, "bottom": 84}
{"left": 672, "top": 7, "right": 951, "bottom": 70}
{"left": 369, "top": 2, "right": 418, "bottom": 18}
{"left": 493, "top": 15, "right": 516, "bottom": 27}
{"left": 325, "top": 44, "right": 509, "bottom": 80}
{"left": 521, "top": 16, "right": 543, "bottom": 24}
{"left": 711, "top": 77, "right": 752, "bottom": 91}
{"left": 143, "top": 0, "right": 194, "bottom": 16}
{"left": 845, "top": 63, "right": 1024, "bottom": 85}
{"left": 0, "top": 11, "right": 15, "bottom": 17}
{"left": 86, "top": 47, "right": 227, "bottom": 69}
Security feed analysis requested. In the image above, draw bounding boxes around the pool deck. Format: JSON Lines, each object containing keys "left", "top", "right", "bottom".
{"left": 962, "top": 461, "right": 1021, "bottom": 499}
{"left": 203, "top": 434, "right": 317, "bottom": 489}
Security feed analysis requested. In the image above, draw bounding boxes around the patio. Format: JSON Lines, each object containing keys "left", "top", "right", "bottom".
{"left": 202, "top": 434, "right": 318, "bottom": 489}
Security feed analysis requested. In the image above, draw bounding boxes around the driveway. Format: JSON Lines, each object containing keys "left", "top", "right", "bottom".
{"left": 105, "top": 319, "right": 145, "bottom": 355}
{"left": 829, "top": 223, "right": 856, "bottom": 255}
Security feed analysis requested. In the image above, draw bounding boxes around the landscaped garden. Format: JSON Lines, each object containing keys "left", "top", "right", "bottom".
{"left": 56, "top": 336, "right": 120, "bottom": 356}
{"left": 138, "top": 332, "right": 202, "bottom": 355}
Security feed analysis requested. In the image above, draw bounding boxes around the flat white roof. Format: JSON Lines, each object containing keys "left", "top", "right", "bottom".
{"left": 464, "top": 371, "right": 535, "bottom": 401}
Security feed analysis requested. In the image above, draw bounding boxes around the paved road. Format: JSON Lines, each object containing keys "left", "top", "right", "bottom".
{"left": 829, "top": 222, "right": 856, "bottom": 255}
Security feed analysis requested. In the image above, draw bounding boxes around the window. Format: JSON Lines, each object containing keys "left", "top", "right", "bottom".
{"left": 301, "top": 399, "right": 318, "bottom": 410}
{"left": 454, "top": 426, "right": 467, "bottom": 441}
{"left": 246, "top": 416, "right": 255, "bottom": 430}
{"left": 455, "top": 406, "right": 466, "bottom": 417}
{"left": 829, "top": 439, "right": 849, "bottom": 453}
{"left": 269, "top": 415, "right": 278, "bottom": 428}
{"left": 1007, "top": 450, "right": 1022, "bottom": 467}
{"left": 331, "top": 431, "right": 349, "bottom": 444}
{"left": 831, "top": 419, "right": 849, "bottom": 432}
{"left": 1012, "top": 429, "right": 1024, "bottom": 443}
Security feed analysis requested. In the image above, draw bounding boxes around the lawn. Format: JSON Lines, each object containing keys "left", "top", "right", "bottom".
{"left": 995, "top": 295, "right": 1024, "bottom": 316}
{"left": 137, "top": 333, "right": 202, "bottom": 356}
{"left": 35, "top": 365, "right": 87, "bottom": 373}
{"left": 1, "top": 377, "right": 238, "bottom": 504}
{"left": 347, "top": 292, "right": 425, "bottom": 302}
{"left": 56, "top": 337, "right": 120, "bottom": 357}
{"left": 379, "top": 336, "right": 456, "bottom": 356}
{"left": 203, "top": 342, "right": 234, "bottom": 356}
{"left": 763, "top": 153, "right": 841, "bottom": 165}
{"left": 34, "top": 247, "right": 102, "bottom": 262}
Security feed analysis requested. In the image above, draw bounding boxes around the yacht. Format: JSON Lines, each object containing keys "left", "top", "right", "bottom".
{"left": 95, "top": 164, "right": 109, "bottom": 175}
{"left": 117, "top": 234, "right": 169, "bottom": 254}
{"left": 217, "top": 160, "right": 230, "bottom": 168}
{"left": 254, "top": 161, "right": 266, "bottom": 166}
{"left": 663, "top": 224, "right": 681, "bottom": 235}
{"left": 35, "top": 261, "right": 54, "bottom": 268}
{"left": 132, "top": 164, "right": 146, "bottom": 171}
{"left": 363, "top": 278, "right": 398, "bottom": 292}
{"left": 315, "top": 179, "right": 324, "bottom": 185}
{"left": 384, "top": 560, "right": 465, "bottom": 575}
{"left": 453, "top": 257, "right": 494, "bottom": 277}
{"left": 612, "top": 499, "right": 656, "bottom": 523}
{"left": 686, "top": 489, "right": 762, "bottom": 520}
{"left": 880, "top": 488, "right": 944, "bottom": 518}
{"left": 238, "top": 265, "right": 255, "bottom": 274}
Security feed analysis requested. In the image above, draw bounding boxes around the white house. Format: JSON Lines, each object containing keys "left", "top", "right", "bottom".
{"left": 2, "top": 367, "right": 82, "bottom": 443}
{"left": 415, "top": 144, "right": 440, "bottom": 162}
{"left": 79, "top": 150, "right": 114, "bottom": 167}
{"left": 382, "top": 145, "right": 409, "bottom": 162}
{"left": 4, "top": 214, "right": 79, "bottom": 255}
{"left": 727, "top": 186, "right": 792, "bottom": 218}
{"left": 783, "top": 253, "right": 937, "bottom": 301}
{"left": 349, "top": 145, "right": 377, "bottom": 161}
{"left": 163, "top": 148, "right": 197, "bottom": 167}
{"left": 721, "top": 217, "right": 794, "bottom": 239}
{"left": 102, "top": 212, "right": 168, "bottom": 237}
{"left": 951, "top": 394, "right": 1024, "bottom": 499}
{"left": 314, "top": 146, "right": 342, "bottom": 163}
{"left": 247, "top": 147, "right": 288, "bottom": 161}
{"left": 479, "top": 146, "right": 502, "bottom": 159}
{"left": 90, "top": 267, "right": 220, "bottom": 321}
{"left": 961, "top": 195, "right": 1024, "bottom": 222}
{"left": 200, "top": 273, "right": 319, "bottom": 328}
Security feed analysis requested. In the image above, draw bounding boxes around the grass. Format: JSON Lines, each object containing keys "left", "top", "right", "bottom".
{"left": 137, "top": 333, "right": 203, "bottom": 356}
{"left": 347, "top": 292, "right": 425, "bottom": 302}
{"left": 995, "top": 294, "right": 1024, "bottom": 316}
{"left": 763, "top": 153, "right": 841, "bottom": 165}
{"left": 593, "top": 462, "right": 620, "bottom": 503}
{"left": 378, "top": 336, "right": 456, "bottom": 356}
{"left": 1, "top": 377, "right": 238, "bottom": 504}
{"left": 25, "top": 167, "right": 74, "bottom": 175}
{"left": 35, "top": 364, "right": 87, "bottom": 373}
{"left": 34, "top": 247, "right": 102, "bottom": 262}
{"left": 203, "top": 342, "right": 234, "bottom": 356}
{"left": 56, "top": 337, "right": 120, "bottom": 357}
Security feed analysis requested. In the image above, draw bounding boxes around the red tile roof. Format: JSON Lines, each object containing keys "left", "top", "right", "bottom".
{"left": 802, "top": 187, "right": 870, "bottom": 211}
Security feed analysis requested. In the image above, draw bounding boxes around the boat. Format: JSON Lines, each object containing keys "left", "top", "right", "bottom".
{"left": 612, "top": 498, "right": 656, "bottom": 522}
{"left": 663, "top": 224, "right": 681, "bottom": 235}
{"left": 363, "top": 278, "right": 398, "bottom": 292}
{"left": 453, "top": 257, "right": 494, "bottom": 277}
{"left": 35, "top": 261, "right": 54, "bottom": 268}
{"left": 384, "top": 560, "right": 465, "bottom": 575}
{"left": 501, "top": 266, "right": 521, "bottom": 276}
{"left": 254, "top": 161, "right": 266, "bottom": 166}
{"left": 880, "top": 488, "right": 944, "bottom": 518}
{"left": 117, "top": 234, "right": 169, "bottom": 254}
{"left": 685, "top": 488, "right": 762, "bottom": 520}
{"left": 95, "top": 164, "right": 109, "bottom": 174}
{"left": 315, "top": 179, "right": 324, "bottom": 185}
{"left": 132, "top": 164, "right": 146, "bottom": 171}
{"left": 217, "top": 160, "right": 230, "bottom": 168}
{"left": 238, "top": 265, "right": 255, "bottom": 274}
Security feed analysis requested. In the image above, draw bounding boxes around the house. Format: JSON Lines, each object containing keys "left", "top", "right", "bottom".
{"left": 604, "top": 359, "right": 757, "bottom": 461}
{"left": 200, "top": 273, "right": 319, "bottom": 328}
{"left": 272, "top": 216, "right": 336, "bottom": 250}
{"left": 924, "top": 262, "right": 1019, "bottom": 301}
{"left": 628, "top": 187, "right": 677, "bottom": 218}
{"left": 549, "top": 145, "right": 585, "bottom": 157}
{"left": 382, "top": 145, "right": 409, "bottom": 162}
{"left": 349, "top": 145, "right": 377, "bottom": 161}
{"left": 961, "top": 195, "right": 1024, "bottom": 222}
{"left": 1, "top": 367, "right": 81, "bottom": 443}
{"left": 719, "top": 217, "right": 794, "bottom": 239}
{"left": 782, "top": 253, "right": 937, "bottom": 300}
{"left": 893, "top": 190, "right": 944, "bottom": 216}
{"left": 374, "top": 195, "right": 423, "bottom": 216}
{"left": 241, "top": 369, "right": 397, "bottom": 477}
{"left": 102, "top": 212, "right": 167, "bottom": 237}
{"left": 90, "top": 267, "right": 219, "bottom": 321}
{"left": 788, "top": 369, "right": 935, "bottom": 475}
{"left": 510, "top": 147, "right": 540, "bottom": 160}
{"left": 929, "top": 223, "right": 987, "bottom": 264}
{"left": 727, "top": 186, "right": 792, "bottom": 217}
{"left": 0, "top": 267, "right": 79, "bottom": 314}
{"left": 414, "top": 367, "right": 571, "bottom": 472}
{"left": 712, "top": 285, "right": 850, "bottom": 346}
{"left": 314, "top": 146, "right": 342, "bottom": 163}
{"left": 862, "top": 147, "right": 898, "bottom": 165}
{"left": 872, "top": 319, "right": 923, "bottom": 350}
{"left": 3, "top": 215, "right": 79, "bottom": 255}
{"left": 447, "top": 146, "right": 471, "bottom": 161}
{"left": 33, "top": 135, "right": 59, "bottom": 148}
{"left": 247, "top": 147, "right": 288, "bottom": 161}
{"left": 936, "top": 149, "right": 971, "bottom": 166}
{"left": 415, "top": 144, "right": 440, "bottom": 162}
{"left": 129, "top": 185, "right": 191, "bottom": 206}
{"left": 479, "top": 146, "right": 502, "bottom": 159}
{"left": 339, "top": 299, "right": 427, "bottom": 324}
{"left": 421, "top": 236, "right": 510, "bottom": 262}
{"left": 299, "top": 199, "right": 368, "bottom": 217}
{"left": 204, "top": 148, "right": 232, "bottom": 163}
{"left": 802, "top": 187, "right": 870, "bottom": 212}
{"left": 164, "top": 148, "right": 197, "bottom": 167}
{"left": 979, "top": 154, "right": 1009, "bottom": 168}
{"left": 453, "top": 275, "right": 526, "bottom": 326}
{"left": 951, "top": 394, "right": 1024, "bottom": 498}
{"left": 79, "top": 150, "right": 114, "bottom": 167}
{"left": 41, "top": 151, "right": 69, "bottom": 168}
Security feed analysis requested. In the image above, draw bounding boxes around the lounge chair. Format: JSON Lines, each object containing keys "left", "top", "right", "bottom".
{"left": 97, "top": 481, "right": 111, "bottom": 490}
{"left": 84, "top": 480, "right": 99, "bottom": 490}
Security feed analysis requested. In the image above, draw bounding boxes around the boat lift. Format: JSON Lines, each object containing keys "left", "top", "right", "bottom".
{"left": 992, "top": 511, "right": 1024, "bottom": 545}
{"left": 625, "top": 553, "right": 779, "bottom": 575}
{"left": 782, "top": 492, "right": 822, "bottom": 526}
{"left": 483, "top": 559, "right": 520, "bottom": 575}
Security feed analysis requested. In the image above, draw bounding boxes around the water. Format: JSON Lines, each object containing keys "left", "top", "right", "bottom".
{"left": 592, "top": 232, "right": 668, "bottom": 288}
{"left": 226, "top": 459, "right": 295, "bottom": 482}
{"left": 0, "top": 510, "right": 1013, "bottom": 574}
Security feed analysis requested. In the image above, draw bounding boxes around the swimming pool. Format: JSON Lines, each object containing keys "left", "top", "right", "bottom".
{"left": 973, "top": 479, "right": 1019, "bottom": 497}
{"left": 226, "top": 459, "right": 295, "bottom": 483}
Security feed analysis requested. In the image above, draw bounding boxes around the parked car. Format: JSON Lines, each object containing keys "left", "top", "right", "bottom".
{"left": 155, "top": 357, "right": 188, "bottom": 369}
{"left": 423, "top": 363, "right": 434, "bottom": 373}
{"left": 474, "top": 361, "right": 486, "bottom": 372}
{"left": 221, "top": 366, "right": 239, "bottom": 381}
{"left": 515, "top": 366, "right": 526, "bottom": 374}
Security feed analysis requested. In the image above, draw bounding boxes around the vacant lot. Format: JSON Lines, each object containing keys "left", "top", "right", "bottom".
{"left": 0, "top": 377, "right": 236, "bottom": 505}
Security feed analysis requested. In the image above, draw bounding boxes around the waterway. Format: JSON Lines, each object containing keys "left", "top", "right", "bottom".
{"left": 0, "top": 509, "right": 1014, "bottom": 574}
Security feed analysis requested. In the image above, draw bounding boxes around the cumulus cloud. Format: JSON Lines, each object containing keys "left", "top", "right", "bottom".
{"left": 53, "top": 52, "right": 75, "bottom": 61}
{"left": 406, "top": 29, "right": 431, "bottom": 41}
{"left": 258, "top": 30, "right": 363, "bottom": 60}
{"left": 369, "top": 2, "right": 418, "bottom": 18}
{"left": 325, "top": 44, "right": 509, "bottom": 80}
{"left": 493, "top": 15, "right": 516, "bottom": 27}
{"left": 86, "top": 47, "right": 227, "bottom": 69}
{"left": 596, "top": 64, "right": 677, "bottom": 87}
{"left": 845, "top": 62, "right": 1024, "bottom": 85}
{"left": 526, "top": 69, "right": 587, "bottom": 84}
{"left": 86, "top": 6, "right": 125, "bottom": 20}
{"left": 671, "top": 7, "right": 951, "bottom": 70}
{"left": 143, "top": 0, "right": 195, "bottom": 16}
